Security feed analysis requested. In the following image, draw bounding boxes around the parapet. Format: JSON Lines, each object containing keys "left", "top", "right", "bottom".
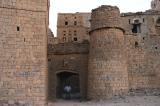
{"left": 90, "top": 5, "right": 124, "bottom": 32}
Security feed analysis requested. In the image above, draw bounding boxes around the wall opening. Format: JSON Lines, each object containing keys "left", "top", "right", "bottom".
{"left": 65, "top": 21, "right": 68, "bottom": 25}
{"left": 17, "top": 26, "right": 20, "bottom": 31}
{"left": 132, "top": 24, "right": 141, "bottom": 33}
{"left": 156, "top": 18, "right": 160, "bottom": 34}
{"left": 135, "top": 41, "right": 139, "bottom": 47}
{"left": 74, "top": 21, "right": 77, "bottom": 25}
{"left": 56, "top": 71, "right": 80, "bottom": 99}
{"left": 155, "top": 46, "right": 158, "bottom": 49}
{"left": 74, "top": 37, "right": 77, "bottom": 41}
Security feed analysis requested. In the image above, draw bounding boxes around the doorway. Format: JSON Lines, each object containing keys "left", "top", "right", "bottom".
{"left": 56, "top": 71, "right": 80, "bottom": 99}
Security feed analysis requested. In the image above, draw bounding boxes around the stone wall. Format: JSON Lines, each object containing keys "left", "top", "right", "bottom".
{"left": 151, "top": 0, "right": 160, "bottom": 11}
{"left": 57, "top": 13, "right": 90, "bottom": 43}
{"left": 88, "top": 5, "right": 129, "bottom": 99}
{"left": 126, "top": 34, "right": 160, "bottom": 89}
{"left": 48, "top": 42, "right": 89, "bottom": 100}
{"left": 121, "top": 11, "right": 160, "bottom": 36}
{"left": 0, "top": 0, "right": 49, "bottom": 106}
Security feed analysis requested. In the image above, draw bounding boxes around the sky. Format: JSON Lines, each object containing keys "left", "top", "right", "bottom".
{"left": 49, "top": 0, "right": 152, "bottom": 35}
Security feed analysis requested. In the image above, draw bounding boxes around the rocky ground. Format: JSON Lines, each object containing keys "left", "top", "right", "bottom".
{"left": 49, "top": 96, "right": 160, "bottom": 106}
{"left": 1, "top": 89, "right": 160, "bottom": 106}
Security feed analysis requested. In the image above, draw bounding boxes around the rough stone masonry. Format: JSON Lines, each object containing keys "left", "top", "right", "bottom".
{"left": 0, "top": 0, "right": 49, "bottom": 106}
{"left": 48, "top": 0, "right": 160, "bottom": 101}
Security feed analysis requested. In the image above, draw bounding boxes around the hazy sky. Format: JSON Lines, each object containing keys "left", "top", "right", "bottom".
{"left": 49, "top": 0, "right": 152, "bottom": 35}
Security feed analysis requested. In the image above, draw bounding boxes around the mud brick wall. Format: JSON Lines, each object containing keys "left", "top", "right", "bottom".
{"left": 126, "top": 34, "right": 160, "bottom": 89}
{"left": 57, "top": 13, "right": 90, "bottom": 43}
{"left": 0, "top": 0, "right": 49, "bottom": 106}
{"left": 48, "top": 42, "right": 89, "bottom": 100}
{"left": 88, "top": 5, "right": 129, "bottom": 99}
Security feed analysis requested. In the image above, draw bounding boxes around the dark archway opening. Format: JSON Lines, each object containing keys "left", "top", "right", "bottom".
{"left": 56, "top": 71, "right": 80, "bottom": 99}
{"left": 132, "top": 24, "right": 141, "bottom": 33}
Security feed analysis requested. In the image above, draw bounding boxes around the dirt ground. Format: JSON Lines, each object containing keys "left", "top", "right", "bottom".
{"left": 48, "top": 96, "right": 160, "bottom": 106}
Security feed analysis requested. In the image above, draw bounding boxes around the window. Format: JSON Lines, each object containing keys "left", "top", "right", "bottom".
{"left": 155, "top": 47, "right": 158, "bottom": 49}
{"left": 17, "top": 26, "right": 20, "bottom": 31}
{"left": 74, "top": 37, "right": 77, "bottom": 41}
{"left": 48, "top": 59, "right": 51, "bottom": 61}
{"left": 154, "top": 4, "right": 156, "bottom": 7}
{"left": 65, "top": 21, "right": 68, "bottom": 25}
{"left": 156, "top": 18, "right": 160, "bottom": 24}
{"left": 129, "top": 19, "right": 131, "bottom": 24}
{"left": 143, "top": 18, "right": 145, "bottom": 22}
{"left": 135, "top": 41, "right": 138, "bottom": 47}
{"left": 143, "top": 37, "right": 145, "bottom": 40}
{"left": 74, "top": 30, "right": 77, "bottom": 36}
{"left": 74, "top": 21, "right": 77, "bottom": 25}
{"left": 132, "top": 24, "right": 141, "bottom": 33}
{"left": 63, "top": 31, "right": 66, "bottom": 36}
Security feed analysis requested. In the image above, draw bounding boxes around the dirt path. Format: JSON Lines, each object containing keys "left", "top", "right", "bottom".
{"left": 48, "top": 96, "right": 160, "bottom": 106}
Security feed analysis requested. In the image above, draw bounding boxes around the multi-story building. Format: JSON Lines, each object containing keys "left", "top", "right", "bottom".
{"left": 57, "top": 13, "right": 91, "bottom": 43}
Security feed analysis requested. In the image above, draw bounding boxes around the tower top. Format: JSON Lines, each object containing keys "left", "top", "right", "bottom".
{"left": 90, "top": 5, "right": 124, "bottom": 32}
{"left": 151, "top": 0, "right": 160, "bottom": 11}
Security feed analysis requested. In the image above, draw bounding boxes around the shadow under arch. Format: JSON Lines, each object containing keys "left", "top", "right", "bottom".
{"left": 56, "top": 70, "right": 80, "bottom": 99}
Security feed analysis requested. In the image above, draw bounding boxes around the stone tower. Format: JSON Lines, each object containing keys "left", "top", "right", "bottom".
{"left": 88, "top": 5, "right": 129, "bottom": 99}
{"left": 0, "top": 0, "right": 49, "bottom": 106}
{"left": 151, "top": 0, "right": 160, "bottom": 10}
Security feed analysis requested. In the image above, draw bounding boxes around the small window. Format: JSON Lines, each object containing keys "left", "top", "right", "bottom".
{"left": 135, "top": 41, "right": 138, "bottom": 47}
{"left": 143, "top": 37, "right": 145, "bottom": 40}
{"left": 65, "top": 21, "right": 68, "bottom": 25}
{"left": 74, "top": 21, "right": 77, "bottom": 25}
{"left": 129, "top": 19, "right": 131, "bottom": 24}
{"left": 63, "top": 30, "right": 66, "bottom": 35}
{"left": 155, "top": 47, "right": 158, "bottom": 49}
{"left": 154, "top": 4, "right": 156, "bottom": 7}
{"left": 17, "top": 26, "right": 20, "bottom": 31}
{"left": 74, "top": 30, "right": 77, "bottom": 36}
{"left": 74, "top": 37, "right": 77, "bottom": 41}
{"left": 132, "top": 24, "right": 141, "bottom": 33}
{"left": 143, "top": 18, "right": 145, "bottom": 22}
{"left": 156, "top": 18, "right": 160, "bottom": 24}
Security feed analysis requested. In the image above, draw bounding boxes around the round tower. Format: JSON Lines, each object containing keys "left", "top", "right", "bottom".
{"left": 88, "top": 5, "right": 129, "bottom": 99}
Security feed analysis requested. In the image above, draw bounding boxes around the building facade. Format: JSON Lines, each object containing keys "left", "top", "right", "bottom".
{"left": 151, "top": 0, "right": 160, "bottom": 10}
{"left": 48, "top": 0, "right": 160, "bottom": 101}
{"left": 0, "top": 0, "right": 160, "bottom": 105}
{"left": 57, "top": 13, "right": 91, "bottom": 43}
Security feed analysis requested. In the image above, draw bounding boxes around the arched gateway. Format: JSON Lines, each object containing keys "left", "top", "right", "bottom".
{"left": 56, "top": 70, "right": 80, "bottom": 99}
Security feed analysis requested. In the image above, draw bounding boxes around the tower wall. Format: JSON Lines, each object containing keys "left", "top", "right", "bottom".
{"left": 88, "top": 5, "right": 129, "bottom": 99}
{"left": 151, "top": 0, "right": 160, "bottom": 11}
{"left": 0, "top": 0, "right": 49, "bottom": 106}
